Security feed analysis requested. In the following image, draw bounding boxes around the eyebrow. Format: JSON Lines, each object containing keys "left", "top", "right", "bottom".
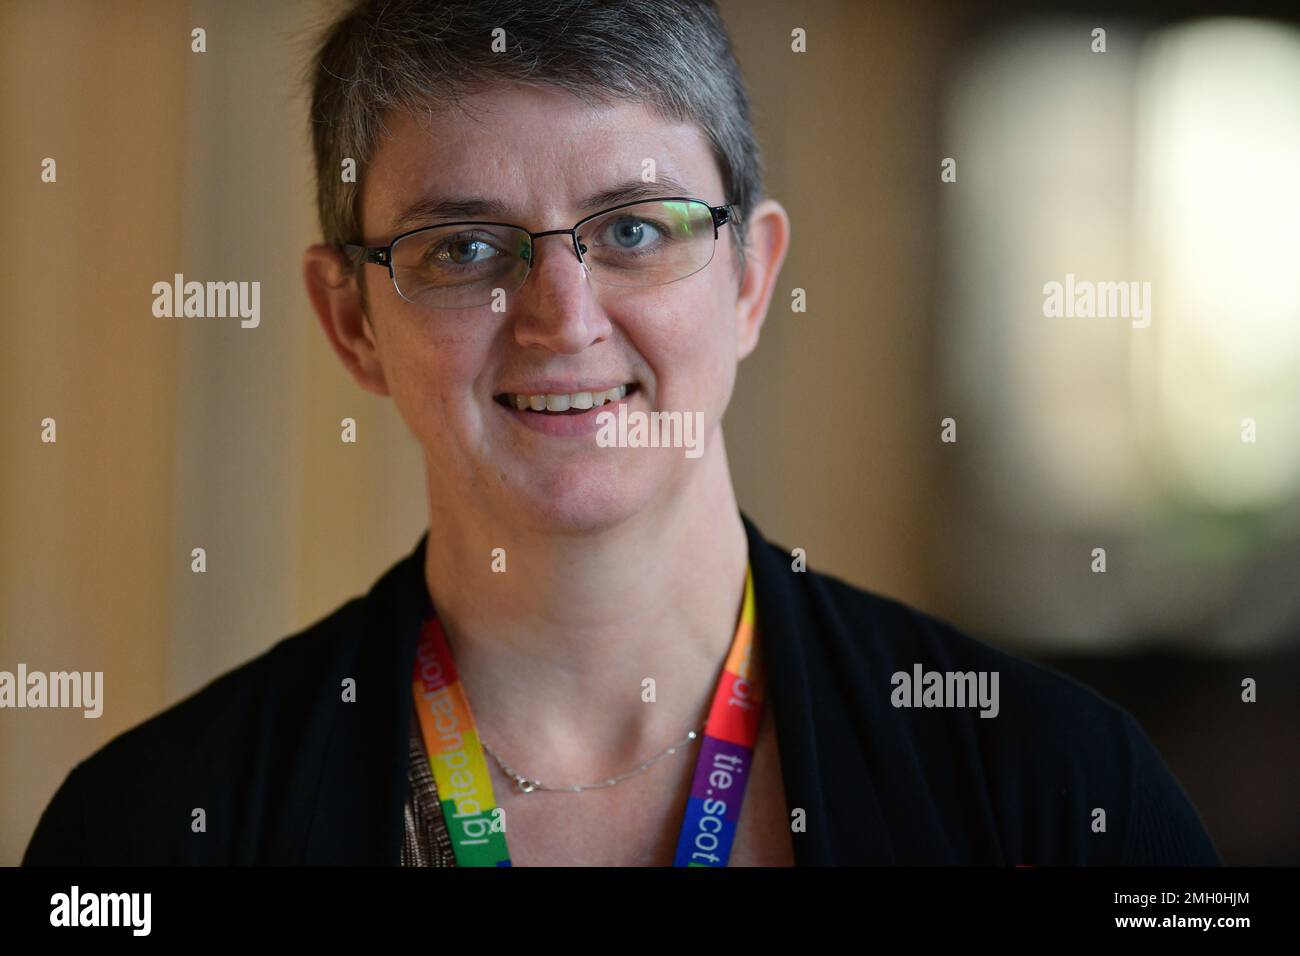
{"left": 389, "top": 173, "right": 696, "bottom": 233}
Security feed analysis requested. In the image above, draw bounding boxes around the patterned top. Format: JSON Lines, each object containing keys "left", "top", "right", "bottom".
{"left": 400, "top": 709, "right": 457, "bottom": 866}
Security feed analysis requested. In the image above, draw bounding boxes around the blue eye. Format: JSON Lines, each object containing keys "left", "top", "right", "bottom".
{"left": 607, "top": 217, "right": 663, "bottom": 249}
{"left": 437, "top": 237, "right": 498, "bottom": 265}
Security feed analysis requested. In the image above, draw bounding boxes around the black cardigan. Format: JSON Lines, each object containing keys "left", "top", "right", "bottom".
{"left": 23, "top": 514, "right": 1220, "bottom": 865}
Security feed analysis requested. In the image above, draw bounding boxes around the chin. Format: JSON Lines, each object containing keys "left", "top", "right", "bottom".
{"left": 503, "top": 454, "right": 667, "bottom": 536}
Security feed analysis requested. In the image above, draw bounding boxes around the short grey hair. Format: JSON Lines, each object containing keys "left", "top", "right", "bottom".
{"left": 305, "top": 0, "right": 763, "bottom": 281}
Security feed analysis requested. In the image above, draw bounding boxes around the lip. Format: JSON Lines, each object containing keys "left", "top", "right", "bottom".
{"left": 497, "top": 391, "right": 636, "bottom": 437}
{"left": 496, "top": 381, "right": 630, "bottom": 396}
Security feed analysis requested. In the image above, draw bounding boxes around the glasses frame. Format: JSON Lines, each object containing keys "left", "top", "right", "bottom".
{"left": 342, "top": 195, "right": 738, "bottom": 308}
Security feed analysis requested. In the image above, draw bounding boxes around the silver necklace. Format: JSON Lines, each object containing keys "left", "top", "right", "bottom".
{"left": 481, "top": 729, "right": 700, "bottom": 794}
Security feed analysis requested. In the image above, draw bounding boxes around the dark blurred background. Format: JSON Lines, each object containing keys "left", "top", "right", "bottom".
{"left": 722, "top": 0, "right": 1300, "bottom": 865}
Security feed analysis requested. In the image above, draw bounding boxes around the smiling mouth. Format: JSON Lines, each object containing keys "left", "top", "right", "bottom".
{"left": 494, "top": 383, "right": 639, "bottom": 416}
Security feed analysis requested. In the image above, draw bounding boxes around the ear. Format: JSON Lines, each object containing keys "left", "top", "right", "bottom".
{"left": 302, "top": 243, "right": 391, "bottom": 397}
{"left": 732, "top": 198, "right": 791, "bottom": 362}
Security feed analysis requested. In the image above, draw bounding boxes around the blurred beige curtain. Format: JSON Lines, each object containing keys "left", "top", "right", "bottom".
{"left": 0, "top": 0, "right": 188, "bottom": 866}
{"left": 0, "top": 0, "right": 426, "bottom": 865}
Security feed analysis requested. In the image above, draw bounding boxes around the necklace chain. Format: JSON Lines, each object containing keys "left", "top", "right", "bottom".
{"left": 481, "top": 729, "right": 701, "bottom": 794}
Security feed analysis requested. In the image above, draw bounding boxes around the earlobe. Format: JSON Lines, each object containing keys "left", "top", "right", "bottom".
{"left": 303, "top": 244, "right": 390, "bottom": 397}
{"left": 733, "top": 199, "right": 791, "bottom": 362}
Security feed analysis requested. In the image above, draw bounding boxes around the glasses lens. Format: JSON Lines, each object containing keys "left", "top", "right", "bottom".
{"left": 390, "top": 224, "right": 531, "bottom": 308}
{"left": 577, "top": 200, "right": 717, "bottom": 288}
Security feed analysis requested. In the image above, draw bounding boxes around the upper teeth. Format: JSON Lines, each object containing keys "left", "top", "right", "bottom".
{"left": 510, "top": 385, "right": 628, "bottom": 411}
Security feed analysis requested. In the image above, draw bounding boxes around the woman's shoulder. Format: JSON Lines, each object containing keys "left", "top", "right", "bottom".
{"left": 745, "top": 515, "right": 1112, "bottom": 718}
{"left": 743, "top": 515, "right": 1220, "bottom": 864}
{"left": 23, "top": 543, "right": 422, "bottom": 865}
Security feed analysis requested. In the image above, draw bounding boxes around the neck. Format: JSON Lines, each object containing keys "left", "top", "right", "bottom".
{"left": 421, "top": 432, "right": 749, "bottom": 786}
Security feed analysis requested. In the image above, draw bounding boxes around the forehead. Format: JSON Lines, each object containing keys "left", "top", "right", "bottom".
{"left": 361, "top": 82, "right": 723, "bottom": 235}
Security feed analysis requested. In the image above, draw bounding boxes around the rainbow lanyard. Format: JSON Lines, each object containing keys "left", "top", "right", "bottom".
{"left": 410, "top": 565, "right": 765, "bottom": 867}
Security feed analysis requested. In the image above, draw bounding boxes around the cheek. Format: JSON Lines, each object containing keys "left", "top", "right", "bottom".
{"left": 377, "top": 318, "right": 486, "bottom": 445}
{"left": 629, "top": 285, "right": 737, "bottom": 406}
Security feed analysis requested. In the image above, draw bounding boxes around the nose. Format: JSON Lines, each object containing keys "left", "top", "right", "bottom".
{"left": 510, "top": 233, "right": 613, "bottom": 354}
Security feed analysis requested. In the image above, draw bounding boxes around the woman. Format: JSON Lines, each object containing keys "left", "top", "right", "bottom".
{"left": 24, "top": 0, "right": 1218, "bottom": 866}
